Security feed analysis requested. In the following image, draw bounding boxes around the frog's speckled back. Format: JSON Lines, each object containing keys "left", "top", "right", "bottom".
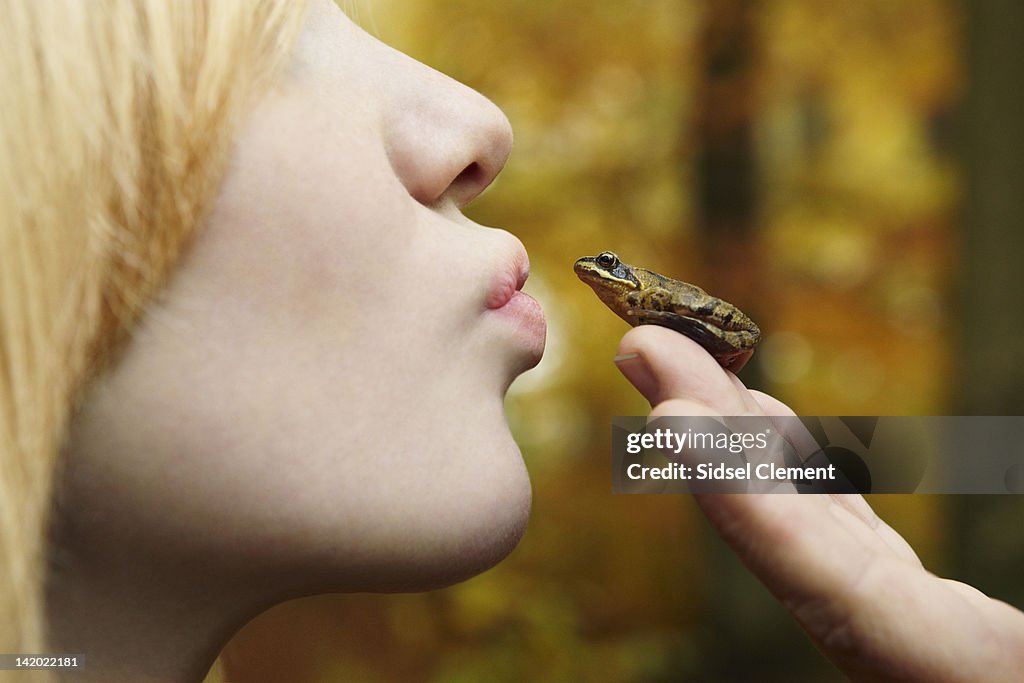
{"left": 574, "top": 251, "right": 760, "bottom": 372}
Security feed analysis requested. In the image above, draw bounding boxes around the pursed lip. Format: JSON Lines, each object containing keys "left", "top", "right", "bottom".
{"left": 486, "top": 241, "right": 531, "bottom": 310}
{"left": 487, "top": 237, "right": 546, "bottom": 365}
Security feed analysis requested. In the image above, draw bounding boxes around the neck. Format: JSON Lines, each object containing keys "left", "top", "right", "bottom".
{"left": 44, "top": 552, "right": 262, "bottom": 683}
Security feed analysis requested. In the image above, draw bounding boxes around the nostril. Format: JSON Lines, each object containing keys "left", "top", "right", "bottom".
{"left": 455, "top": 162, "right": 483, "bottom": 186}
{"left": 449, "top": 161, "right": 488, "bottom": 204}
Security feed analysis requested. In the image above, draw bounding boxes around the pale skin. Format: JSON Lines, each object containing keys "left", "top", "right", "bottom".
{"left": 616, "top": 325, "right": 1024, "bottom": 682}
{"left": 47, "top": 1, "right": 539, "bottom": 681}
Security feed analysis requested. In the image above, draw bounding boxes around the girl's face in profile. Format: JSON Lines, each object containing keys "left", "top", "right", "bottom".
{"left": 56, "top": 0, "right": 544, "bottom": 607}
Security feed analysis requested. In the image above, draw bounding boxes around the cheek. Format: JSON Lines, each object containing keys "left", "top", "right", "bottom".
{"left": 205, "top": 163, "right": 408, "bottom": 315}
{"left": 203, "top": 83, "right": 422, "bottom": 320}
{"left": 54, "top": 88, "right": 534, "bottom": 592}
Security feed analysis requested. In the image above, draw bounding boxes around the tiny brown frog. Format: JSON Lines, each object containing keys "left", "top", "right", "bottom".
{"left": 574, "top": 251, "right": 761, "bottom": 371}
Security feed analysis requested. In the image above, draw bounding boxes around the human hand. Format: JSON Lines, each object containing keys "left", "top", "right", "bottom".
{"left": 615, "top": 325, "right": 1024, "bottom": 682}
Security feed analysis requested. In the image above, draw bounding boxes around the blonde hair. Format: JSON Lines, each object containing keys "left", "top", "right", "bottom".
{"left": 0, "top": 0, "right": 309, "bottom": 674}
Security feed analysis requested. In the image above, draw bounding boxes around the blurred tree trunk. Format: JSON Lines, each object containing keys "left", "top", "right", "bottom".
{"left": 959, "top": 2, "right": 1024, "bottom": 410}
{"left": 952, "top": 0, "right": 1024, "bottom": 608}
{"left": 690, "top": 2, "right": 833, "bottom": 679}
{"left": 692, "top": 0, "right": 765, "bottom": 387}
{"left": 694, "top": 1, "right": 757, "bottom": 243}
{"left": 693, "top": 0, "right": 759, "bottom": 274}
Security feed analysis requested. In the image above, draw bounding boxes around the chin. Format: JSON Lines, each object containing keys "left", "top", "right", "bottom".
{"left": 382, "top": 497, "right": 531, "bottom": 594}
{"left": 290, "top": 427, "right": 533, "bottom": 596}
{"left": 380, "top": 437, "right": 533, "bottom": 593}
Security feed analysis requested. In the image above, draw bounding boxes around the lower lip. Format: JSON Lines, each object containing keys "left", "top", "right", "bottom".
{"left": 494, "top": 291, "right": 546, "bottom": 364}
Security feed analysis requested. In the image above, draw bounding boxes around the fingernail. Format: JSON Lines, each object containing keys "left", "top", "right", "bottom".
{"left": 614, "top": 352, "right": 659, "bottom": 405}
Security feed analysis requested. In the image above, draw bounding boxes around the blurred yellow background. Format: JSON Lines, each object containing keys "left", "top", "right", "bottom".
{"left": 223, "top": 1, "right": 1024, "bottom": 680}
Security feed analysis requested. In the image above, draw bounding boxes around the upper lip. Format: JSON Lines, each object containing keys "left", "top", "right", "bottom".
{"left": 487, "top": 238, "right": 531, "bottom": 309}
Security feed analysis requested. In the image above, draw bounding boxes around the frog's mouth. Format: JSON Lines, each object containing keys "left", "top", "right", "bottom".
{"left": 574, "top": 268, "right": 639, "bottom": 317}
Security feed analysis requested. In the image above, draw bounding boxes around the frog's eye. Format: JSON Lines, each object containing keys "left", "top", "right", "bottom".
{"left": 596, "top": 252, "right": 619, "bottom": 269}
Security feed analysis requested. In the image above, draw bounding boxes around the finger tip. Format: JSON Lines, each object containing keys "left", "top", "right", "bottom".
{"left": 616, "top": 327, "right": 699, "bottom": 405}
{"left": 617, "top": 326, "right": 753, "bottom": 413}
{"left": 616, "top": 325, "right": 654, "bottom": 358}
{"left": 614, "top": 352, "right": 659, "bottom": 406}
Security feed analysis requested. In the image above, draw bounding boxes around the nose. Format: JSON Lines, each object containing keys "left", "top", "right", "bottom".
{"left": 382, "top": 60, "right": 514, "bottom": 209}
